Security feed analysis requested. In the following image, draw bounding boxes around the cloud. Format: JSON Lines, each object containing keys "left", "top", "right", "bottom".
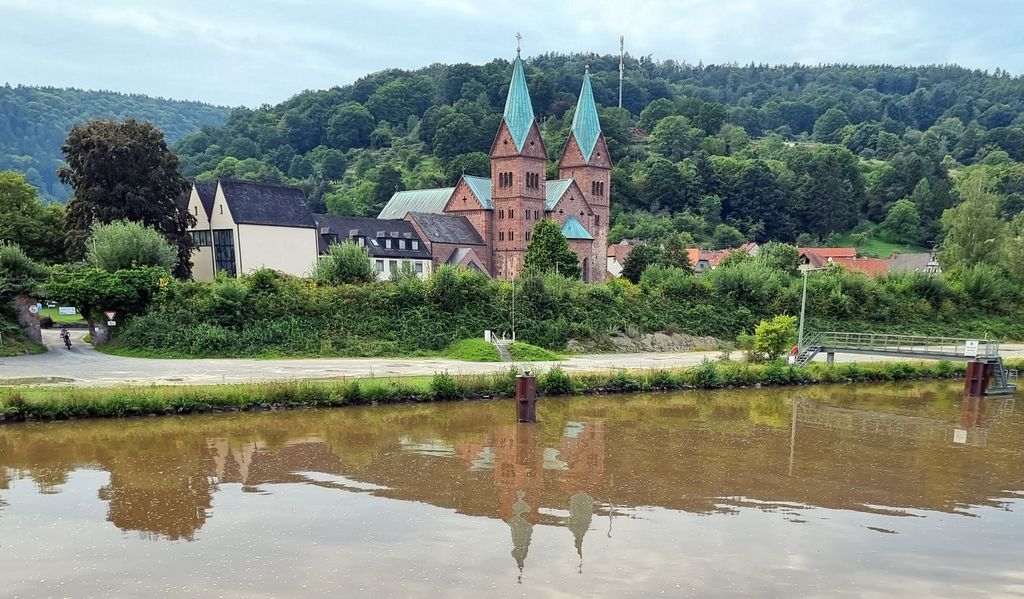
{"left": 0, "top": 0, "right": 1020, "bottom": 106}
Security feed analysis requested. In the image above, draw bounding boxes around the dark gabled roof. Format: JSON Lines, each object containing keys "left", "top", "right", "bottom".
{"left": 194, "top": 182, "right": 218, "bottom": 218}
{"left": 219, "top": 180, "right": 316, "bottom": 228}
{"left": 314, "top": 214, "right": 430, "bottom": 259}
{"left": 408, "top": 212, "right": 485, "bottom": 245}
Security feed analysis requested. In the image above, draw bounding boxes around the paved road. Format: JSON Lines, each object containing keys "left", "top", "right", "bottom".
{"left": 2, "top": 329, "right": 1022, "bottom": 388}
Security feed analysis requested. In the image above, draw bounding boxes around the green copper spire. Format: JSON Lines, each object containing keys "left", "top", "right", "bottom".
{"left": 502, "top": 51, "right": 536, "bottom": 153}
{"left": 570, "top": 66, "right": 602, "bottom": 162}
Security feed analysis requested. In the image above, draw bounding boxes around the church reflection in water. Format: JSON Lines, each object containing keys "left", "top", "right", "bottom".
{"left": 1, "top": 386, "right": 1020, "bottom": 580}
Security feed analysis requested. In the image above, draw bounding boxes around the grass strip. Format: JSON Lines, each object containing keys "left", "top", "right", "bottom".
{"left": 1, "top": 359, "right": 1018, "bottom": 423}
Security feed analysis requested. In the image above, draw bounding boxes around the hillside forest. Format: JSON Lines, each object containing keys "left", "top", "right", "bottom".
{"left": 171, "top": 53, "right": 1024, "bottom": 251}
{"left": 0, "top": 85, "right": 230, "bottom": 201}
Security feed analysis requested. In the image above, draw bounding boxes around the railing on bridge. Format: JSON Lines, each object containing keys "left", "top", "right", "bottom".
{"left": 808, "top": 331, "right": 1001, "bottom": 359}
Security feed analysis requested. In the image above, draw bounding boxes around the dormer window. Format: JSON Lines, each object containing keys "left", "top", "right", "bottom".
{"left": 398, "top": 239, "right": 406, "bottom": 250}
{"left": 385, "top": 238, "right": 393, "bottom": 249}
{"left": 412, "top": 240, "right": 419, "bottom": 250}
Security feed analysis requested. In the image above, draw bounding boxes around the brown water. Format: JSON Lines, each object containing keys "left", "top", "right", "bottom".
{"left": 1, "top": 383, "right": 1022, "bottom": 598}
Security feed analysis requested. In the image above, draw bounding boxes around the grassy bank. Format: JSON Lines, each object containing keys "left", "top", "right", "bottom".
{"left": 4, "top": 358, "right": 1017, "bottom": 423}
{"left": 99, "top": 338, "right": 563, "bottom": 362}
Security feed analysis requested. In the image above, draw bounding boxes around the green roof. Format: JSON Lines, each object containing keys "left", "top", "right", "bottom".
{"left": 561, "top": 215, "right": 593, "bottom": 240}
{"left": 502, "top": 52, "right": 536, "bottom": 152}
{"left": 377, "top": 187, "right": 453, "bottom": 219}
{"left": 462, "top": 175, "right": 493, "bottom": 208}
{"left": 545, "top": 179, "right": 573, "bottom": 210}
{"left": 571, "top": 68, "right": 602, "bottom": 162}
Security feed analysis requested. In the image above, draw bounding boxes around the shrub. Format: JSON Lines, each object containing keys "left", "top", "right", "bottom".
{"left": 39, "top": 315, "right": 54, "bottom": 329}
{"left": 85, "top": 220, "right": 178, "bottom": 272}
{"left": 429, "top": 371, "right": 461, "bottom": 401}
{"left": 313, "top": 241, "right": 376, "bottom": 285}
{"left": 609, "top": 370, "right": 643, "bottom": 392}
{"left": 761, "top": 360, "right": 792, "bottom": 385}
{"left": 753, "top": 315, "right": 798, "bottom": 362}
{"left": 539, "top": 366, "right": 574, "bottom": 395}
{"left": 650, "top": 369, "right": 680, "bottom": 389}
{"left": 691, "top": 358, "right": 722, "bottom": 388}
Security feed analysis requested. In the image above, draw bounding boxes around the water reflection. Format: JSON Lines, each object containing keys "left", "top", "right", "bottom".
{"left": 0, "top": 383, "right": 1021, "bottom": 596}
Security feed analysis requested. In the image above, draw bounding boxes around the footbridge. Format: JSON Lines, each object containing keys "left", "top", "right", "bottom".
{"left": 796, "top": 332, "right": 1017, "bottom": 396}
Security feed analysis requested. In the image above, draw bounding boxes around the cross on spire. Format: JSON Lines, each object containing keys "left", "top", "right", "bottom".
{"left": 515, "top": 32, "right": 522, "bottom": 53}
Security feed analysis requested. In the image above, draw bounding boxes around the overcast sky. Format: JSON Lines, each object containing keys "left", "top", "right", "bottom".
{"left": 1, "top": 0, "right": 1020, "bottom": 107}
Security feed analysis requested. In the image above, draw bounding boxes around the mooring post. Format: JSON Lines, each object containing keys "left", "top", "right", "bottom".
{"left": 515, "top": 372, "right": 538, "bottom": 423}
{"left": 826, "top": 352, "right": 835, "bottom": 365}
{"left": 964, "top": 360, "right": 993, "bottom": 397}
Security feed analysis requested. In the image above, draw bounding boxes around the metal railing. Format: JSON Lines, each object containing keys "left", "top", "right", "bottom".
{"left": 813, "top": 331, "right": 1001, "bottom": 359}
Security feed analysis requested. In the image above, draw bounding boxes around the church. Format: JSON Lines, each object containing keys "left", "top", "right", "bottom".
{"left": 378, "top": 50, "right": 611, "bottom": 282}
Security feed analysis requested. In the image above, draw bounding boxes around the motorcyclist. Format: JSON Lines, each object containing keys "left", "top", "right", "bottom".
{"left": 60, "top": 325, "right": 71, "bottom": 349}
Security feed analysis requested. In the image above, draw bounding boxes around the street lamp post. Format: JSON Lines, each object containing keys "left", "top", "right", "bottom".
{"left": 511, "top": 276, "right": 516, "bottom": 343}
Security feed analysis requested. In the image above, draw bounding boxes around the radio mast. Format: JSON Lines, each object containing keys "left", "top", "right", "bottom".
{"left": 618, "top": 36, "right": 624, "bottom": 108}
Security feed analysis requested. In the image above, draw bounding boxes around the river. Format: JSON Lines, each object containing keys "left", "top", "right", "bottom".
{"left": 0, "top": 382, "right": 1021, "bottom": 598}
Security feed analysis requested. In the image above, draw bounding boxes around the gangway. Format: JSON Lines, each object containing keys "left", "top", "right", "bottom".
{"left": 795, "top": 331, "right": 1016, "bottom": 396}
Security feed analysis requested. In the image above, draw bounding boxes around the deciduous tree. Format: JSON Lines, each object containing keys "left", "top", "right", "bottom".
{"left": 59, "top": 119, "right": 194, "bottom": 277}
{"left": 524, "top": 219, "right": 581, "bottom": 279}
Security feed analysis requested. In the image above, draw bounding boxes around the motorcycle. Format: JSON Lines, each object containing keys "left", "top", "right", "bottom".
{"left": 60, "top": 330, "right": 72, "bottom": 350}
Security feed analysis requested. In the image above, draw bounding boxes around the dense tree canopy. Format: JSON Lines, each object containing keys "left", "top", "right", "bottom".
{"left": 0, "top": 171, "right": 65, "bottom": 263}
{"left": 60, "top": 119, "right": 195, "bottom": 277}
{"left": 0, "top": 85, "right": 228, "bottom": 201}
{"left": 160, "top": 55, "right": 1024, "bottom": 251}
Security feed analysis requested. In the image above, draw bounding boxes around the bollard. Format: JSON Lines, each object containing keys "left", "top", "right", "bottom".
{"left": 515, "top": 372, "right": 538, "bottom": 423}
{"left": 964, "top": 361, "right": 993, "bottom": 397}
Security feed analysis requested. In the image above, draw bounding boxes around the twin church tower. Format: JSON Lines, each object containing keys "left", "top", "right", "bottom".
{"left": 380, "top": 49, "right": 611, "bottom": 282}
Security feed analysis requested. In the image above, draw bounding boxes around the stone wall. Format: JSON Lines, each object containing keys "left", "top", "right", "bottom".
{"left": 13, "top": 294, "right": 41, "bottom": 344}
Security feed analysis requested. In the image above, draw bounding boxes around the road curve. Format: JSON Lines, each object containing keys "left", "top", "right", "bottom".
{"left": 2, "top": 329, "right": 1022, "bottom": 388}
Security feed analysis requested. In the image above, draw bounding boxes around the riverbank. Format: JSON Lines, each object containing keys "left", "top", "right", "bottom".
{"left": 4, "top": 358, "right": 1018, "bottom": 423}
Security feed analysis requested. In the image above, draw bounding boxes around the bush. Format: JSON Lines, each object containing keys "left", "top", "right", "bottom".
{"left": 650, "top": 369, "right": 680, "bottom": 389}
{"left": 753, "top": 315, "right": 798, "bottom": 362}
{"left": 85, "top": 220, "right": 178, "bottom": 272}
{"left": 761, "top": 360, "right": 792, "bottom": 385}
{"left": 313, "top": 241, "right": 377, "bottom": 285}
{"left": 39, "top": 315, "right": 54, "bottom": 329}
{"left": 539, "top": 366, "right": 574, "bottom": 395}
{"left": 690, "top": 358, "right": 722, "bottom": 388}
{"left": 609, "top": 370, "right": 643, "bottom": 392}
{"left": 429, "top": 371, "right": 461, "bottom": 400}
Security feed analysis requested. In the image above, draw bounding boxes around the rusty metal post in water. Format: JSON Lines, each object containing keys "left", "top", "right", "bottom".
{"left": 515, "top": 372, "right": 537, "bottom": 423}
{"left": 964, "top": 361, "right": 993, "bottom": 397}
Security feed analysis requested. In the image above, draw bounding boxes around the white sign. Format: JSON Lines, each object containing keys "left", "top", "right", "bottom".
{"left": 28, "top": 305, "right": 39, "bottom": 314}
{"left": 964, "top": 340, "right": 979, "bottom": 357}
{"left": 953, "top": 428, "right": 968, "bottom": 444}
{"left": 107, "top": 320, "right": 117, "bottom": 326}
{"left": 58, "top": 306, "right": 77, "bottom": 316}
{"left": 104, "top": 311, "right": 117, "bottom": 321}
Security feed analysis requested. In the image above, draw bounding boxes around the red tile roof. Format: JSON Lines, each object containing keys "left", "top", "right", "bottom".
{"left": 829, "top": 257, "right": 890, "bottom": 277}
{"left": 799, "top": 247, "right": 857, "bottom": 268}
{"left": 606, "top": 241, "right": 636, "bottom": 264}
